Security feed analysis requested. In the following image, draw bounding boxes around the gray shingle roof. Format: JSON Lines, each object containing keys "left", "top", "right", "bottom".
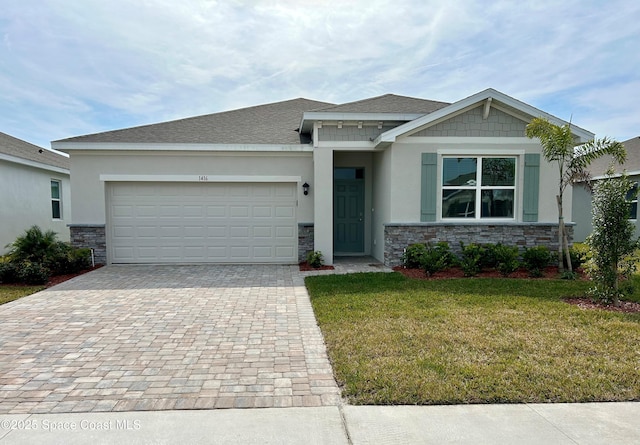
{"left": 586, "top": 136, "right": 640, "bottom": 177}
{"left": 55, "top": 98, "right": 335, "bottom": 145}
{"left": 0, "top": 131, "right": 69, "bottom": 170}
{"left": 313, "top": 93, "right": 450, "bottom": 114}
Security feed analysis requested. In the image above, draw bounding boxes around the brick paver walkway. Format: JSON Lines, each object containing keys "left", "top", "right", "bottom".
{"left": 0, "top": 265, "right": 344, "bottom": 414}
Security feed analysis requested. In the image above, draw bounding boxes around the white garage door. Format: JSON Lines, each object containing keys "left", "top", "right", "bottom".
{"left": 107, "top": 182, "right": 297, "bottom": 264}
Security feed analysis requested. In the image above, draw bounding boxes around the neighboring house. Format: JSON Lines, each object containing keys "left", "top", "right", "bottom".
{"left": 52, "top": 88, "right": 593, "bottom": 266}
{"left": 572, "top": 136, "right": 640, "bottom": 242}
{"left": 0, "top": 132, "right": 71, "bottom": 254}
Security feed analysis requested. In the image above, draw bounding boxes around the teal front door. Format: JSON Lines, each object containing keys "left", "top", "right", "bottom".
{"left": 334, "top": 168, "right": 365, "bottom": 253}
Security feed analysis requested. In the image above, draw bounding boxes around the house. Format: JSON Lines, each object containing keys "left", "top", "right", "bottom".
{"left": 0, "top": 132, "right": 71, "bottom": 254}
{"left": 51, "top": 88, "right": 593, "bottom": 266}
{"left": 572, "top": 136, "right": 640, "bottom": 242}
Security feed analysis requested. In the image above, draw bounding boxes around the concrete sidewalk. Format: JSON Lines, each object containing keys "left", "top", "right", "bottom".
{"left": 1, "top": 402, "right": 638, "bottom": 444}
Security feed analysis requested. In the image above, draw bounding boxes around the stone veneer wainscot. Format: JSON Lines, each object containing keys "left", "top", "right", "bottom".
{"left": 69, "top": 224, "right": 106, "bottom": 265}
{"left": 298, "top": 223, "right": 314, "bottom": 263}
{"left": 384, "top": 222, "right": 573, "bottom": 267}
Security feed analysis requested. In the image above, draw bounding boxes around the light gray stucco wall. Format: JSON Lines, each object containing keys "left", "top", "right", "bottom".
{"left": 68, "top": 151, "right": 314, "bottom": 225}
{"left": 0, "top": 160, "right": 70, "bottom": 254}
{"left": 372, "top": 149, "right": 391, "bottom": 263}
{"left": 572, "top": 176, "right": 640, "bottom": 242}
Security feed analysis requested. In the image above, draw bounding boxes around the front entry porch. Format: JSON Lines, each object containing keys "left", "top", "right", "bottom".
{"left": 312, "top": 150, "right": 374, "bottom": 265}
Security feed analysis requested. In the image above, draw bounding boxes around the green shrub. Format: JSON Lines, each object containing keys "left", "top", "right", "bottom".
{"left": 403, "top": 244, "right": 429, "bottom": 269}
{"left": 17, "top": 261, "right": 50, "bottom": 285}
{"left": 0, "top": 261, "right": 19, "bottom": 284}
{"left": 493, "top": 244, "right": 520, "bottom": 277}
{"left": 481, "top": 243, "right": 500, "bottom": 269}
{"left": 460, "top": 242, "right": 484, "bottom": 277}
{"left": 433, "top": 242, "right": 457, "bottom": 268}
{"left": 306, "top": 251, "right": 324, "bottom": 268}
{"left": 422, "top": 242, "right": 456, "bottom": 276}
{"left": 403, "top": 242, "right": 456, "bottom": 276}
{"left": 523, "top": 246, "right": 551, "bottom": 277}
{"left": 586, "top": 171, "right": 640, "bottom": 305}
{"left": 67, "top": 248, "right": 92, "bottom": 273}
{"left": 53, "top": 246, "right": 92, "bottom": 274}
{"left": 563, "top": 246, "right": 587, "bottom": 270}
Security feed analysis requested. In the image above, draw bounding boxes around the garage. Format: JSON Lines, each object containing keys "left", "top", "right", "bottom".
{"left": 107, "top": 182, "right": 297, "bottom": 264}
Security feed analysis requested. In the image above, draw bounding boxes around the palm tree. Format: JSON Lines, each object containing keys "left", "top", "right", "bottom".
{"left": 525, "top": 118, "right": 626, "bottom": 272}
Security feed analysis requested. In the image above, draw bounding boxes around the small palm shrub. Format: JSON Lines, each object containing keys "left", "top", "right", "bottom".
{"left": 4, "top": 226, "right": 92, "bottom": 284}
{"left": 523, "top": 246, "right": 552, "bottom": 277}
{"left": 7, "top": 226, "right": 58, "bottom": 264}
{"left": 306, "top": 251, "right": 324, "bottom": 268}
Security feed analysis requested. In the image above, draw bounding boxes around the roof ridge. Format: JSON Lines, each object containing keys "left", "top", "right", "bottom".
{"left": 313, "top": 93, "right": 450, "bottom": 112}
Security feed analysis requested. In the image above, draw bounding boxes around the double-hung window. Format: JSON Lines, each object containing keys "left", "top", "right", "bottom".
{"left": 442, "top": 157, "right": 516, "bottom": 219}
{"left": 51, "top": 180, "right": 62, "bottom": 219}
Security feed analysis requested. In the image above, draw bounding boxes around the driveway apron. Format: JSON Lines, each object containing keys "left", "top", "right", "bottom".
{"left": 0, "top": 265, "right": 341, "bottom": 414}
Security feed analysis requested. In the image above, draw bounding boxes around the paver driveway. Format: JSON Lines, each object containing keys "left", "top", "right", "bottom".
{"left": 0, "top": 265, "right": 341, "bottom": 414}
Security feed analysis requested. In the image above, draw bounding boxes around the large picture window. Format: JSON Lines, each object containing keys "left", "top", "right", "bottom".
{"left": 51, "top": 179, "right": 62, "bottom": 219}
{"left": 442, "top": 157, "right": 516, "bottom": 219}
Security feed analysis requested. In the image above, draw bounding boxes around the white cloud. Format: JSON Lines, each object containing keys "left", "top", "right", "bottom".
{"left": 0, "top": 0, "right": 638, "bottom": 147}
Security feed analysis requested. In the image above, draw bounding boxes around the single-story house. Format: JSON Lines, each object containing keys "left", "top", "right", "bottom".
{"left": 52, "top": 88, "right": 593, "bottom": 266}
{"left": 0, "top": 132, "right": 71, "bottom": 254}
{"left": 572, "top": 135, "right": 640, "bottom": 242}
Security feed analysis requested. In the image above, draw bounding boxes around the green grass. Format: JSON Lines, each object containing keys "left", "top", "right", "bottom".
{"left": 306, "top": 272, "right": 640, "bottom": 405}
{"left": 0, "top": 285, "right": 44, "bottom": 305}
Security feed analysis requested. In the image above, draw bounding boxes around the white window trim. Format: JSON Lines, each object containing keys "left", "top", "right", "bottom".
{"left": 439, "top": 155, "right": 519, "bottom": 222}
{"left": 51, "top": 179, "right": 62, "bottom": 220}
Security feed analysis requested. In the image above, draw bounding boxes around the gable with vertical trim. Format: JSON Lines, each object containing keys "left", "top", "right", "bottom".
{"left": 409, "top": 106, "right": 528, "bottom": 138}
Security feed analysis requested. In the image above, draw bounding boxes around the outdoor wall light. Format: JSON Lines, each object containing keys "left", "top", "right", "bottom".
{"left": 302, "top": 182, "right": 310, "bottom": 195}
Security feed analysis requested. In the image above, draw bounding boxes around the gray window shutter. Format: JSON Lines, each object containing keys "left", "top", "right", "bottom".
{"left": 523, "top": 153, "right": 540, "bottom": 222}
{"left": 421, "top": 153, "right": 437, "bottom": 222}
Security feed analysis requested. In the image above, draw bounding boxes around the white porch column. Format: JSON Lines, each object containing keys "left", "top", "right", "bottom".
{"left": 313, "top": 148, "right": 334, "bottom": 264}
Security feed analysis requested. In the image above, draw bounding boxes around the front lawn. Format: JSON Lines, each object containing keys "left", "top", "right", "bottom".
{"left": 0, "top": 285, "right": 44, "bottom": 305}
{"left": 306, "top": 272, "right": 640, "bottom": 405}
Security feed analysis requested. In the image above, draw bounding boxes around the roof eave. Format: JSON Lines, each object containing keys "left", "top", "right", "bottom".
{"left": 0, "top": 153, "right": 70, "bottom": 175}
{"left": 299, "top": 112, "right": 425, "bottom": 133}
{"left": 52, "top": 142, "right": 314, "bottom": 153}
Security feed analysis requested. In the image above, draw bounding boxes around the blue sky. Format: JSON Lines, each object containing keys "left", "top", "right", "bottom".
{"left": 1, "top": 0, "right": 639, "bottom": 150}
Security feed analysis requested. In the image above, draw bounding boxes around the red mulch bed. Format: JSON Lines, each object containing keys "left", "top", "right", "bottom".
{"left": 564, "top": 298, "right": 640, "bottom": 314}
{"left": 299, "top": 262, "right": 335, "bottom": 271}
{"left": 45, "top": 265, "right": 103, "bottom": 287}
{"left": 392, "top": 265, "right": 567, "bottom": 280}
